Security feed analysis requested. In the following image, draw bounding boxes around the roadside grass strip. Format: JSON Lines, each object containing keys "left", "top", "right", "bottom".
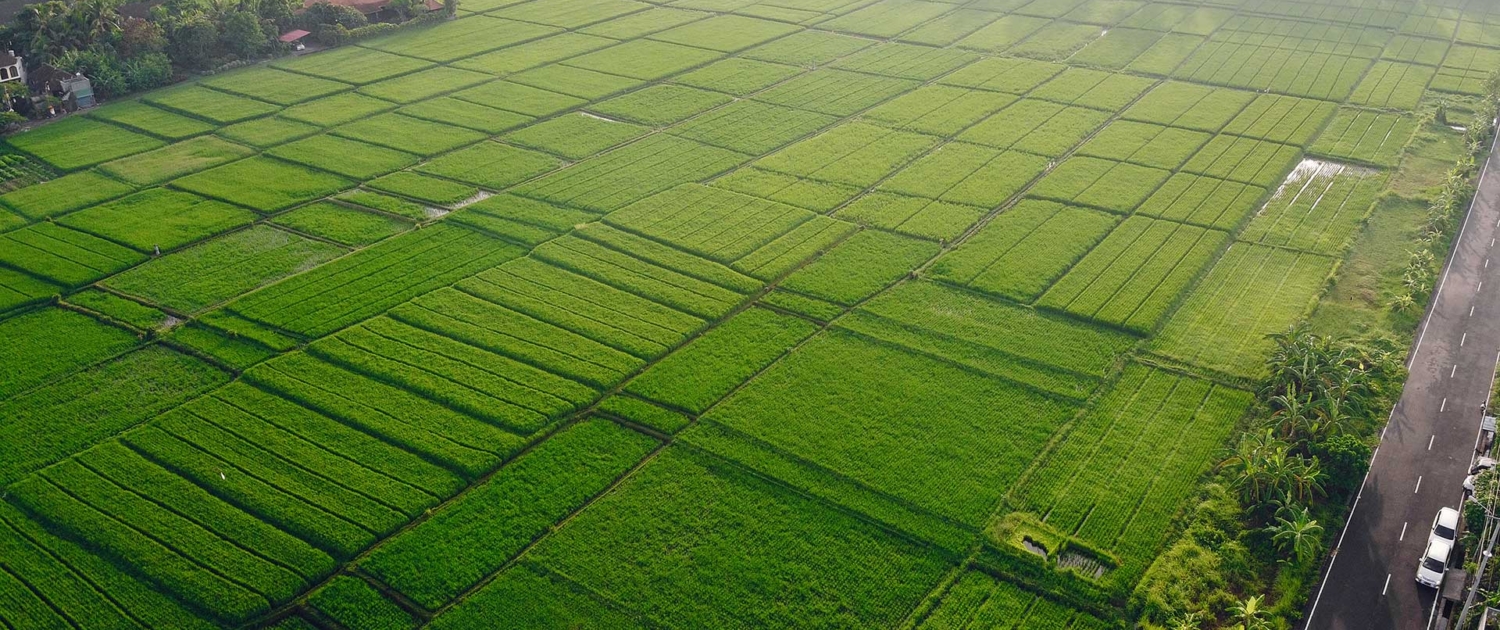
{"left": 360, "top": 418, "right": 657, "bottom": 610}
{"left": 89, "top": 100, "right": 216, "bottom": 140}
{"left": 1037, "top": 217, "right": 1228, "bottom": 334}
{"left": 171, "top": 157, "right": 353, "bottom": 213}
{"left": 60, "top": 188, "right": 257, "bottom": 254}
{"left": 958, "top": 98, "right": 1111, "bottom": 157}
{"left": 931, "top": 199, "right": 1119, "bottom": 302}
{"left": 512, "top": 134, "right": 748, "bottom": 213}
{"left": 1151, "top": 242, "right": 1335, "bottom": 378}
{"left": 100, "top": 136, "right": 255, "bottom": 186}
{"left": 0, "top": 307, "right": 139, "bottom": 400}
{"left": 105, "top": 225, "right": 344, "bottom": 313}
{"left": 1308, "top": 107, "right": 1417, "bottom": 167}
{"left": 1009, "top": 364, "right": 1252, "bottom": 584}
{"left": 1134, "top": 173, "right": 1266, "bottom": 230}
{"left": 7, "top": 117, "right": 164, "bottom": 171}
{"left": 528, "top": 445, "right": 951, "bottom": 627}
{"left": 1240, "top": 160, "right": 1386, "bottom": 255}
{"left": 227, "top": 224, "right": 523, "bottom": 338}
{"left": 0, "top": 222, "right": 146, "bottom": 287}
{"left": 0, "top": 346, "right": 228, "bottom": 485}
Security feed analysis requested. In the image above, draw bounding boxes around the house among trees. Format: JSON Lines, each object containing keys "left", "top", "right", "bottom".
{"left": 30, "top": 63, "right": 93, "bottom": 109}
{"left": 0, "top": 50, "right": 24, "bottom": 85}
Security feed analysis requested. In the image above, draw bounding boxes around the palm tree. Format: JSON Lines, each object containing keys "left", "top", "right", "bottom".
{"left": 1267, "top": 504, "right": 1324, "bottom": 565}
{"left": 1231, "top": 595, "right": 1271, "bottom": 630}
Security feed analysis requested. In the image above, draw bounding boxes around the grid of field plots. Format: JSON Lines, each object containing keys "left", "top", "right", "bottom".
{"left": 0, "top": 0, "right": 1492, "bottom": 626}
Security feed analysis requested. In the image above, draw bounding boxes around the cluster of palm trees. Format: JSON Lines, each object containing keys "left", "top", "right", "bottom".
{"left": 1219, "top": 328, "right": 1400, "bottom": 569}
{"left": 8, "top": 0, "right": 121, "bottom": 65}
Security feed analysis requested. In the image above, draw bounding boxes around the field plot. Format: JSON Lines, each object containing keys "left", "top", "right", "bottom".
{"left": 0, "top": 2, "right": 1488, "bottom": 626}
{"left": 1038, "top": 216, "right": 1227, "bottom": 333}
{"left": 1308, "top": 108, "right": 1417, "bottom": 167}
{"left": 1030, "top": 156, "right": 1172, "bottom": 213}
{"left": 1432, "top": 44, "right": 1500, "bottom": 95}
{"left": 1152, "top": 243, "right": 1335, "bottom": 378}
{"left": 1349, "top": 61, "right": 1434, "bottom": 111}
{"left": 1135, "top": 173, "right": 1266, "bottom": 230}
{"left": 1239, "top": 160, "right": 1385, "bottom": 255}
{"left": 931, "top": 199, "right": 1118, "bottom": 301}
{"left": 106, "top": 225, "right": 344, "bottom": 312}
{"left": 1009, "top": 363, "right": 1251, "bottom": 581}
{"left": 59, "top": 188, "right": 256, "bottom": 253}
{"left": 916, "top": 569, "right": 1109, "bottom": 629}
{"left": 0, "top": 222, "right": 146, "bottom": 287}
{"left": 8, "top": 116, "right": 163, "bottom": 170}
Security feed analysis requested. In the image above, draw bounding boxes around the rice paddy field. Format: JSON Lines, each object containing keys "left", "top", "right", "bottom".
{"left": 0, "top": 0, "right": 1493, "bottom": 627}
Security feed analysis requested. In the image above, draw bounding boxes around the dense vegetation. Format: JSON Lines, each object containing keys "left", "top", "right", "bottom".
{"left": 0, "top": 0, "right": 1495, "bottom": 628}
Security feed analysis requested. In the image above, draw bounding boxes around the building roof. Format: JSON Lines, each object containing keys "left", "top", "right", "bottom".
{"left": 279, "top": 29, "right": 311, "bottom": 42}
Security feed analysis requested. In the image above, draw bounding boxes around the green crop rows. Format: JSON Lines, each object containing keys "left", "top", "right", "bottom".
{"left": 0, "top": 0, "right": 1486, "bottom": 626}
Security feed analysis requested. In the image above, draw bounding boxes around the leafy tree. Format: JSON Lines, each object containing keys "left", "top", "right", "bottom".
{"left": 164, "top": 14, "right": 218, "bottom": 68}
{"left": 1312, "top": 433, "right": 1370, "bottom": 498}
{"left": 219, "top": 10, "right": 266, "bottom": 58}
{"left": 119, "top": 17, "right": 165, "bottom": 57}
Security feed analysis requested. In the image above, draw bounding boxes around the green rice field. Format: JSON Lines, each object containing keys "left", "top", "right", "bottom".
{"left": 0, "top": 0, "right": 1492, "bottom": 626}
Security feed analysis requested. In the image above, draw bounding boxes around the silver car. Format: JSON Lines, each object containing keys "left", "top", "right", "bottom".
{"left": 1417, "top": 539, "right": 1451, "bottom": 588}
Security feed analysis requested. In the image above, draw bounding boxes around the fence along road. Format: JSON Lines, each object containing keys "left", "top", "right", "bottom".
{"left": 1305, "top": 126, "right": 1500, "bottom": 630}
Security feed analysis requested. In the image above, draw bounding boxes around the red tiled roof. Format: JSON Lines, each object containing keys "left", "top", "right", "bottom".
{"left": 278, "top": 29, "right": 311, "bottom": 42}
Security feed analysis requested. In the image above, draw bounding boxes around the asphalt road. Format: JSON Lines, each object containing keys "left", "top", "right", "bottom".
{"left": 1305, "top": 128, "right": 1500, "bottom": 630}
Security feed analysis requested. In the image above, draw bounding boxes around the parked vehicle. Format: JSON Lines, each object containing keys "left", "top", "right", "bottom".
{"left": 1417, "top": 539, "right": 1452, "bottom": 588}
{"left": 1430, "top": 507, "right": 1460, "bottom": 546}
